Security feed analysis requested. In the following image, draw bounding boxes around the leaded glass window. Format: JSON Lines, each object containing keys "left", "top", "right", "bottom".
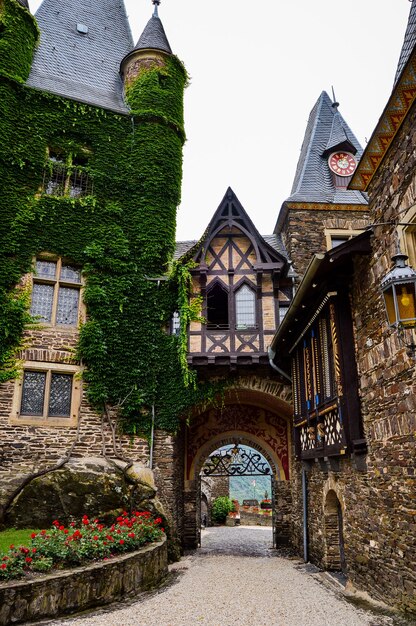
{"left": 56, "top": 288, "right": 79, "bottom": 325}
{"left": 48, "top": 374, "right": 72, "bottom": 417}
{"left": 19, "top": 369, "right": 73, "bottom": 419}
{"left": 44, "top": 150, "right": 93, "bottom": 198}
{"left": 30, "top": 283, "right": 54, "bottom": 322}
{"left": 235, "top": 284, "right": 256, "bottom": 328}
{"left": 171, "top": 311, "right": 180, "bottom": 336}
{"left": 31, "top": 257, "right": 82, "bottom": 326}
{"left": 20, "top": 372, "right": 46, "bottom": 416}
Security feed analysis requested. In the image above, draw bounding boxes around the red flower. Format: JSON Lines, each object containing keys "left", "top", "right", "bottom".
{"left": 128, "top": 532, "right": 135, "bottom": 538}
{"left": 93, "top": 536, "right": 99, "bottom": 541}
{"left": 70, "top": 522, "right": 76, "bottom": 527}
{"left": 116, "top": 516, "right": 123, "bottom": 522}
{"left": 59, "top": 525, "right": 65, "bottom": 531}
{"left": 119, "top": 539, "right": 125, "bottom": 545}
{"left": 154, "top": 517, "right": 162, "bottom": 525}
{"left": 32, "top": 548, "right": 37, "bottom": 554}
{"left": 82, "top": 519, "right": 89, "bottom": 525}
{"left": 53, "top": 520, "right": 60, "bottom": 527}
{"left": 1, "top": 564, "right": 7, "bottom": 570}
{"left": 161, "top": 528, "right": 165, "bottom": 532}
{"left": 41, "top": 530, "right": 46, "bottom": 535}
{"left": 9, "top": 544, "right": 14, "bottom": 549}
{"left": 31, "top": 532, "right": 37, "bottom": 539}
{"left": 64, "top": 529, "right": 69, "bottom": 534}
{"left": 25, "top": 557, "right": 32, "bottom": 563}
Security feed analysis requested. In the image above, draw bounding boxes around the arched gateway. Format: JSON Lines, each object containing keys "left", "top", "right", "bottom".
{"left": 183, "top": 382, "right": 292, "bottom": 549}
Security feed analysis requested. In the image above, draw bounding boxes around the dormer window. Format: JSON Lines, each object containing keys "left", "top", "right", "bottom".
{"left": 235, "top": 284, "right": 256, "bottom": 329}
{"left": 44, "top": 148, "right": 93, "bottom": 198}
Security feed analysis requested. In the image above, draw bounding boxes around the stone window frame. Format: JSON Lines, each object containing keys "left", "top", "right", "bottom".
{"left": 30, "top": 254, "right": 85, "bottom": 329}
{"left": 399, "top": 204, "right": 416, "bottom": 269}
{"left": 10, "top": 361, "right": 82, "bottom": 427}
{"left": 324, "top": 229, "right": 363, "bottom": 250}
{"left": 43, "top": 146, "right": 93, "bottom": 198}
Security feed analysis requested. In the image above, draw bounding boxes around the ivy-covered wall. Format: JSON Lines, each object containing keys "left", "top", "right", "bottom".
{"left": 0, "top": 0, "right": 209, "bottom": 437}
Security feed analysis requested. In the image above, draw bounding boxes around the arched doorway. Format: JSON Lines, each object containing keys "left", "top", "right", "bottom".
{"left": 183, "top": 384, "right": 292, "bottom": 550}
{"left": 200, "top": 442, "right": 275, "bottom": 545}
{"left": 324, "top": 490, "right": 347, "bottom": 573}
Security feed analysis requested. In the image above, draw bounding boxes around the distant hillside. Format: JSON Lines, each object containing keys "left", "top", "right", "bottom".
{"left": 229, "top": 475, "right": 272, "bottom": 504}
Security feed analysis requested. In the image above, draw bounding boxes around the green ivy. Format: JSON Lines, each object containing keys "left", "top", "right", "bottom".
{"left": 0, "top": 1, "right": 226, "bottom": 436}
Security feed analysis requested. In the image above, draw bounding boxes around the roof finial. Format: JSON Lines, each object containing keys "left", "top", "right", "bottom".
{"left": 331, "top": 85, "right": 339, "bottom": 109}
{"left": 153, "top": 0, "right": 160, "bottom": 17}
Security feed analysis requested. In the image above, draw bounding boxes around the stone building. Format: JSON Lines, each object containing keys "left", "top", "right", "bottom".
{"left": 0, "top": 0, "right": 415, "bottom": 617}
{"left": 271, "top": 2, "right": 416, "bottom": 614}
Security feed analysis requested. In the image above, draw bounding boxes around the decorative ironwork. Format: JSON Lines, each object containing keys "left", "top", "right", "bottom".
{"left": 202, "top": 444, "right": 271, "bottom": 476}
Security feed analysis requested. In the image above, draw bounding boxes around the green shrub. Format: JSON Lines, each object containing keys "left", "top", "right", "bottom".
{"left": 211, "top": 497, "right": 234, "bottom": 524}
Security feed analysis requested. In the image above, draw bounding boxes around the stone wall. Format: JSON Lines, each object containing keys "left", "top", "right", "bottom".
{"left": 348, "top": 106, "right": 416, "bottom": 614}
{"left": 0, "top": 538, "right": 167, "bottom": 626}
{"left": 280, "top": 208, "right": 369, "bottom": 278}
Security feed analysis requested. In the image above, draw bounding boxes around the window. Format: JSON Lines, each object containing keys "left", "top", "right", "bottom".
{"left": 324, "top": 229, "right": 363, "bottom": 250}
{"left": 278, "top": 303, "right": 289, "bottom": 325}
{"left": 11, "top": 363, "right": 81, "bottom": 426}
{"left": 44, "top": 149, "right": 93, "bottom": 198}
{"left": 30, "top": 258, "right": 82, "bottom": 326}
{"left": 235, "top": 284, "right": 256, "bottom": 329}
{"left": 207, "top": 282, "right": 229, "bottom": 329}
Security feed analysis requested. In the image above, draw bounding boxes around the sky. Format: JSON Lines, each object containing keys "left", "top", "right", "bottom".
{"left": 29, "top": 0, "right": 411, "bottom": 241}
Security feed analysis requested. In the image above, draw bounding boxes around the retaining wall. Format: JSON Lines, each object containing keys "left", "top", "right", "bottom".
{"left": 0, "top": 538, "right": 167, "bottom": 626}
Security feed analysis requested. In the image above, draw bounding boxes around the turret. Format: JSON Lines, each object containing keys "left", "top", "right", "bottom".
{"left": 0, "top": 0, "right": 38, "bottom": 83}
{"left": 120, "top": 0, "right": 186, "bottom": 134}
{"left": 120, "top": 1, "right": 187, "bottom": 270}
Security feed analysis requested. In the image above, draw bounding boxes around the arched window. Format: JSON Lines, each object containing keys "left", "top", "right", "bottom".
{"left": 235, "top": 284, "right": 256, "bottom": 329}
{"left": 207, "top": 282, "right": 229, "bottom": 329}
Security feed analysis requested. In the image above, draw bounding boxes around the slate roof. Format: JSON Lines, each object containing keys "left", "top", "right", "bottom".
{"left": 284, "top": 91, "right": 367, "bottom": 206}
{"left": 174, "top": 233, "right": 288, "bottom": 261}
{"left": 26, "top": 0, "right": 134, "bottom": 113}
{"left": 394, "top": 1, "right": 416, "bottom": 87}
{"left": 134, "top": 8, "right": 172, "bottom": 54}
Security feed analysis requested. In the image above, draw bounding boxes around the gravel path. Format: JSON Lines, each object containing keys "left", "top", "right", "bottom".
{"left": 46, "top": 526, "right": 405, "bottom": 626}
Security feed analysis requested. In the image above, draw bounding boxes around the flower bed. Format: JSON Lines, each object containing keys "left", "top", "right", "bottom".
{"left": 0, "top": 511, "right": 164, "bottom": 581}
{"left": 0, "top": 538, "right": 167, "bottom": 626}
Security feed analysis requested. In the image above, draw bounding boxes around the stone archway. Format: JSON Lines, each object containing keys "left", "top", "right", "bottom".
{"left": 183, "top": 382, "right": 292, "bottom": 549}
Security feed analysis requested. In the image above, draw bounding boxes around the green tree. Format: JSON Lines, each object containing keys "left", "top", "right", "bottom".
{"left": 211, "top": 497, "right": 234, "bottom": 524}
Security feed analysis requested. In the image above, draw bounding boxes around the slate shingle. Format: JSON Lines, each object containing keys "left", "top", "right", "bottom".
{"left": 395, "top": 1, "right": 416, "bottom": 86}
{"left": 26, "top": 0, "right": 134, "bottom": 113}
{"left": 134, "top": 12, "right": 172, "bottom": 54}
{"left": 284, "top": 91, "right": 367, "bottom": 206}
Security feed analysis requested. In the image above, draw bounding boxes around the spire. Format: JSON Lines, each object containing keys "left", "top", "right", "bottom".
{"left": 394, "top": 0, "right": 416, "bottom": 86}
{"left": 134, "top": 1, "right": 172, "bottom": 54}
{"left": 26, "top": 0, "right": 134, "bottom": 113}
{"left": 283, "top": 91, "right": 367, "bottom": 206}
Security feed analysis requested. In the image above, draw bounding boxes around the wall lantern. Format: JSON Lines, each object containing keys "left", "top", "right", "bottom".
{"left": 381, "top": 252, "right": 416, "bottom": 355}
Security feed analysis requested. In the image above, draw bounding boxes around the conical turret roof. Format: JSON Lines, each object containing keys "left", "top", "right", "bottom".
{"left": 284, "top": 91, "right": 367, "bottom": 206}
{"left": 134, "top": 5, "right": 172, "bottom": 54}
{"left": 26, "top": 0, "right": 134, "bottom": 113}
{"left": 394, "top": 0, "right": 416, "bottom": 86}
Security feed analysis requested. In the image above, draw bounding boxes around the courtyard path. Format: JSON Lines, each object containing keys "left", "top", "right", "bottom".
{"left": 46, "top": 526, "right": 406, "bottom": 626}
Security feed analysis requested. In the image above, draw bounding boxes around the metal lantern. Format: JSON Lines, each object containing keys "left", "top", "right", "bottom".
{"left": 381, "top": 253, "right": 416, "bottom": 328}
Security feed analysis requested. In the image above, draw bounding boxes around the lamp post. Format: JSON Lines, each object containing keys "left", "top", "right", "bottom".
{"left": 380, "top": 252, "right": 416, "bottom": 356}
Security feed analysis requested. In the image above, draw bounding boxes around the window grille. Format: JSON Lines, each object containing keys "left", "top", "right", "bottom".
{"left": 30, "top": 258, "right": 82, "bottom": 326}
{"left": 20, "top": 371, "right": 46, "bottom": 416}
{"left": 20, "top": 370, "right": 73, "bottom": 419}
{"left": 235, "top": 284, "right": 256, "bottom": 328}
{"left": 43, "top": 150, "right": 93, "bottom": 198}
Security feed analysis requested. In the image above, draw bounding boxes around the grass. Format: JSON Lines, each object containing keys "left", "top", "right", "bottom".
{"left": 0, "top": 529, "right": 40, "bottom": 554}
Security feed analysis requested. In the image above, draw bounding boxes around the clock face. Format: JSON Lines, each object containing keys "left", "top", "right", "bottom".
{"left": 328, "top": 152, "right": 357, "bottom": 176}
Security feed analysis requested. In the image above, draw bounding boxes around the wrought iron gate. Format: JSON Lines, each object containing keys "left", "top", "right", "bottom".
{"left": 200, "top": 444, "right": 276, "bottom": 548}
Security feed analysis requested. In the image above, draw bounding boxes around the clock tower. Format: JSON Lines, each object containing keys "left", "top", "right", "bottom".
{"left": 274, "top": 91, "right": 370, "bottom": 278}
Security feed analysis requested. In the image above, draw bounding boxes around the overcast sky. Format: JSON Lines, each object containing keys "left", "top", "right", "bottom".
{"left": 29, "top": 0, "right": 411, "bottom": 241}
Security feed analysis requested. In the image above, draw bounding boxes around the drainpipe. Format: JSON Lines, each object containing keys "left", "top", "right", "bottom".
{"left": 149, "top": 403, "right": 155, "bottom": 470}
{"left": 302, "top": 467, "right": 309, "bottom": 562}
{"left": 268, "top": 347, "right": 292, "bottom": 383}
